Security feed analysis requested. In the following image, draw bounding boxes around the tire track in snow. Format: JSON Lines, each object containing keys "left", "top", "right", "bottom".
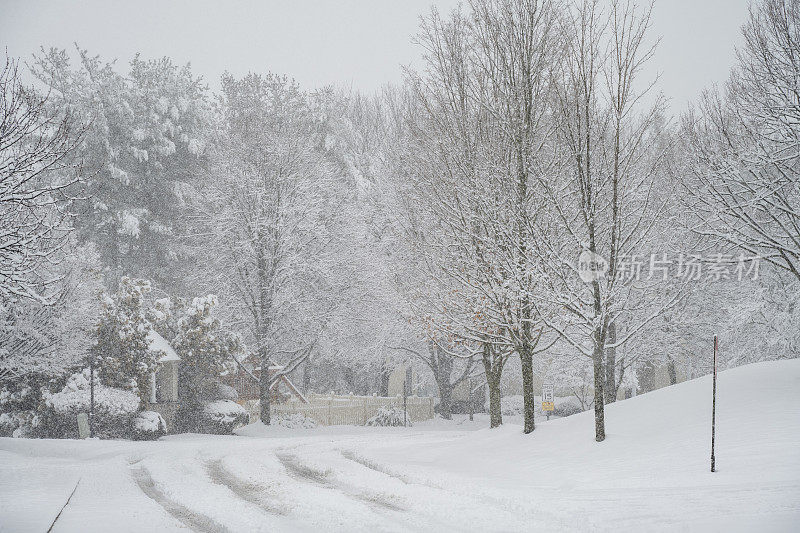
{"left": 131, "top": 467, "right": 230, "bottom": 533}
{"left": 339, "top": 449, "right": 422, "bottom": 486}
{"left": 275, "top": 451, "right": 408, "bottom": 513}
{"left": 337, "top": 447, "right": 566, "bottom": 529}
{"left": 204, "top": 459, "right": 289, "bottom": 516}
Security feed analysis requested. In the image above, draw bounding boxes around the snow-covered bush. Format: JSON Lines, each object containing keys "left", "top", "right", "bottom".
{"left": 501, "top": 395, "right": 524, "bottom": 416}
{"left": 132, "top": 410, "right": 167, "bottom": 440}
{"left": 0, "top": 381, "right": 43, "bottom": 437}
{"left": 215, "top": 383, "right": 239, "bottom": 402}
{"left": 366, "top": 406, "right": 409, "bottom": 427}
{"left": 0, "top": 383, "right": 34, "bottom": 411}
{"left": 273, "top": 413, "right": 317, "bottom": 429}
{"left": 37, "top": 369, "right": 141, "bottom": 439}
{"left": 500, "top": 394, "right": 584, "bottom": 418}
{"left": 0, "top": 411, "right": 37, "bottom": 438}
{"left": 199, "top": 400, "right": 249, "bottom": 434}
{"left": 199, "top": 380, "right": 238, "bottom": 402}
{"left": 553, "top": 397, "right": 584, "bottom": 418}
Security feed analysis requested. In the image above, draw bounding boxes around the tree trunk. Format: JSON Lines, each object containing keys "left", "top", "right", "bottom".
{"left": 666, "top": 356, "right": 678, "bottom": 385}
{"left": 488, "top": 377, "right": 502, "bottom": 428}
{"left": 256, "top": 245, "right": 273, "bottom": 425}
{"left": 301, "top": 359, "right": 311, "bottom": 393}
{"left": 259, "top": 351, "right": 271, "bottom": 425}
{"left": 435, "top": 347, "right": 454, "bottom": 420}
{"left": 379, "top": 368, "right": 389, "bottom": 397}
{"left": 638, "top": 361, "right": 656, "bottom": 393}
{"left": 604, "top": 320, "right": 617, "bottom": 404}
{"left": 592, "top": 334, "right": 606, "bottom": 442}
{"left": 343, "top": 367, "right": 356, "bottom": 394}
{"left": 520, "top": 348, "right": 536, "bottom": 434}
{"left": 468, "top": 379, "right": 474, "bottom": 421}
{"left": 482, "top": 343, "right": 503, "bottom": 428}
{"left": 438, "top": 382, "right": 453, "bottom": 420}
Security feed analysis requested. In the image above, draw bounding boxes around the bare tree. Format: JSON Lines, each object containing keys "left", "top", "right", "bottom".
{"left": 535, "top": 0, "right": 677, "bottom": 441}
{"left": 468, "top": 0, "right": 560, "bottom": 434}
{"left": 0, "top": 54, "right": 83, "bottom": 302}
{"left": 405, "top": 0, "right": 560, "bottom": 433}
{"left": 195, "top": 73, "right": 340, "bottom": 424}
{"left": 685, "top": 0, "right": 800, "bottom": 282}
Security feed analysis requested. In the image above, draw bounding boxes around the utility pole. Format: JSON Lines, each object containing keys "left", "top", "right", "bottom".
{"left": 711, "top": 335, "right": 717, "bottom": 473}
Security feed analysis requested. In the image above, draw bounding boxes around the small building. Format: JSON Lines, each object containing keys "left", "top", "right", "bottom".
{"left": 145, "top": 330, "right": 181, "bottom": 431}
{"left": 387, "top": 363, "right": 419, "bottom": 397}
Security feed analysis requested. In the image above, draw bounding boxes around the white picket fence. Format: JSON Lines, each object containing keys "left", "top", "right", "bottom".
{"left": 243, "top": 393, "right": 435, "bottom": 426}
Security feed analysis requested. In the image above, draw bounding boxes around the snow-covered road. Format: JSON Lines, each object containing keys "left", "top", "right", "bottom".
{"left": 2, "top": 359, "right": 799, "bottom": 532}
{"left": 0, "top": 428, "right": 540, "bottom": 532}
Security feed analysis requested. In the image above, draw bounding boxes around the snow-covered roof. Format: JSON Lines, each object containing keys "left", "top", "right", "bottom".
{"left": 251, "top": 364, "right": 285, "bottom": 372}
{"left": 147, "top": 330, "right": 180, "bottom": 362}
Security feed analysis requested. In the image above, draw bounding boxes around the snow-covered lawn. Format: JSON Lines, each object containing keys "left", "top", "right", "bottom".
{"left": 2, "top": 359, "right": 799, "bottom": 532}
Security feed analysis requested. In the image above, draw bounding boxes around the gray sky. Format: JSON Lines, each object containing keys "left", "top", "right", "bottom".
{"left": 1, "top": 0, "right": 748, "bottom": 114}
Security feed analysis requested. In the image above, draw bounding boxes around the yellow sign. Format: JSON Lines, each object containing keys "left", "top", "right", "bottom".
{"left": 542, "top": 401, "right": 554, "bottom": 411}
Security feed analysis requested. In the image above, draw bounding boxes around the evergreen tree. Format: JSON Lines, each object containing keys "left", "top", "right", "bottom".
{"left": 29, "top": 48, "right": 210, "bottom": 292}
{"left": 91, "top": 277, "right": 158, "bottom": 400}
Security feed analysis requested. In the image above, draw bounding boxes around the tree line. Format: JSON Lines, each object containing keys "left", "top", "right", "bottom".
{"left": 1, "top": 0, "right": 797, "bottom": 439}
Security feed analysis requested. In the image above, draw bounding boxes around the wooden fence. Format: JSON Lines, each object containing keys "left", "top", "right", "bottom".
{"left": 242, "top": 393, "right": 435, "bottom": 426}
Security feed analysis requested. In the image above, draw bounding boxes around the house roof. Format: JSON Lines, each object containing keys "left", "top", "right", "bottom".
{"left": 147, "top": 330, "right": 180, "bottom": 362}
{"left": 269, "top": 374, "right": 309, "bottom": 403}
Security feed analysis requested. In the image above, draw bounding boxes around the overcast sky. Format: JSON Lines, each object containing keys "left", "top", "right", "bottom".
{"left": 1, "top": 0, "right": 749, "bottom": 115}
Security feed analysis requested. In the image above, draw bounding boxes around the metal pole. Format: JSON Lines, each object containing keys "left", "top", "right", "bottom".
{"left": 403, "top": 381, "right": 408, "bottom": 427}
{"left": 711, "top": 335, "right": 717, "bottom": 473}
{"left": 403, "top": 366, "right": 412, "bottom": 427}
{"left": 89, "top": 353, "right": 95, "bottom": 438}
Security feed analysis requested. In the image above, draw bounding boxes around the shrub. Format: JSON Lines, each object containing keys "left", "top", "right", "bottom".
{"left": 0, "top": 383, "right": 40, "bottom": 437}
{"left": 0, "top": 383, "right": 35, "bottom": 411}
{"left": 500, "top": 395, "right": 524, "bottom": 416}
{"left": 216, "top": 383, "right": 239, "bottom": 401}
{"left": 199, "top": 400, "right": 249, "bottom": 434}
{"left": 133, "top": 411, "right": 167, "bottom": 440}
{"left": 366, "top": 406, "right": 409, "bottom": 427}
{"left": 174, "top": 379, "right": 241, "bottom": 433}
{"left": 198, "top": 379, "right": 238, "bottom": 402}
{"left": 273, "top": 413, "right": 317, "bottom": 429}
{"left": 36, "top": 369, "right": 140, "bottom": 439}
{"left": 553, "top": 397, "right": 584, "bottom": 418}
{"left": 500, "top": 394, "right": 584, "bottom": 418}
{"left": 0, "top": 411, "right": 37, "bottom": 438}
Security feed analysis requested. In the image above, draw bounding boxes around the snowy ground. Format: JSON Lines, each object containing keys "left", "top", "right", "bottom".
{"left": 1, "top": 359, "right": 799, "bottom": 532}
